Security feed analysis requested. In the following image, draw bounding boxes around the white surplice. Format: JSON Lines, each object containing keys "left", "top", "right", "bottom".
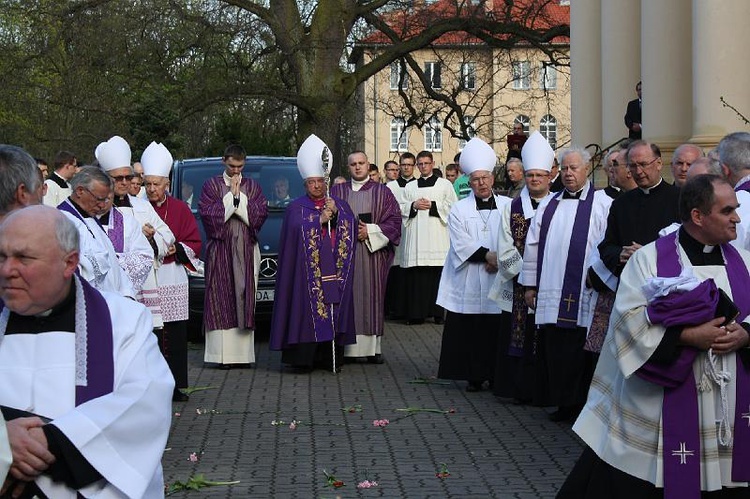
{"left": 399, "top": 176, "right": 457, "bottom": 267}
{"left": 120, "top": 195, "right": 175, "bottom": 329}
{"left": 488, "top": 187, "right": 551, "bottom": 312}
{"left": 59, "top": 200, "right": 136, "bottom": 299}
{"left": 0, "top": 286, "right": 174, "bottom": 498}
{"left": 100, "top": 207, "right": 154, "bottom": 293}
{"left": 43, "top": 174, "right": 71, "bottom": 208}
{"left": 518, "top": 182, "right": 612, "bottom": 327}
{"left": 437, "top": 193, "right": 509, "bottom": 314}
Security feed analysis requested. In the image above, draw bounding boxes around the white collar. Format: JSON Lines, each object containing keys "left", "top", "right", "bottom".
{"left": 638, "top": 177, "right": 663, "bottom": 194}
{"left": 352, "top": 178, "right": 368, "bottom": 192}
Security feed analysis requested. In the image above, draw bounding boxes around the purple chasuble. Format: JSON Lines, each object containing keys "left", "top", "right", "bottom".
{"left": 269, "top": 195, "right": 357, "bottom": 350}
{"left": 330, "top": 180, "right": 401, "bottom": 337}
{"left": 645, "top": 231, "right": 750, "bottom": 498}
{"left": 509, "top": 196, "right": 531, "bottom": 356}
{"left": 536, "top": 188, "right": 595, "bottom": 328}
{"left": 106, "top": 208, "right": 125, "bottom": 253}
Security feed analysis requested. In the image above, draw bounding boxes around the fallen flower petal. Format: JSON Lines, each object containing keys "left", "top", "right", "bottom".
{"left": 188, "top": 452, "right": 199, "bottom": 462}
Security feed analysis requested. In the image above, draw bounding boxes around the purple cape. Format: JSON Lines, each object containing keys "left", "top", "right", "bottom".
{"left": 269, "top": 195, "right": 357, "bottom": 350}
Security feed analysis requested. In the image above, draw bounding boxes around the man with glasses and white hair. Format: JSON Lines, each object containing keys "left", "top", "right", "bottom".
{"left": 519, "top": 146, "right": 612, "bottom": 422}
{"left": 58, "top": 166, "right": 135, "bottom": 298}
{"left": 437, "top": 138, "right": 509, "bottom": 392}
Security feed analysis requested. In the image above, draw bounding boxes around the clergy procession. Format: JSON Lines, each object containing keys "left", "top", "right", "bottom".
{"left": 0, "top": 128, "right": 749, "bottom": 497}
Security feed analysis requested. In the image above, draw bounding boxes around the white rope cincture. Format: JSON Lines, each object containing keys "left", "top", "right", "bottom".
{"left": 700, "top": 348, "right": 733, "bottom": 446}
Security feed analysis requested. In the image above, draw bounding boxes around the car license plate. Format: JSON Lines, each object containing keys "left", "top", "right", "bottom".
{"left": 256, "top": 289, "right": 274, "bottom": 302}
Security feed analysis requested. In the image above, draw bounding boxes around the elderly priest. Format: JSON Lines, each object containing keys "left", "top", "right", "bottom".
{"left": 0, "top": 205, "right": 173, "bottom": 497}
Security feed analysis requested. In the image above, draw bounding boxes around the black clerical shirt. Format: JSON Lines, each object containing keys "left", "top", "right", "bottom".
{"left": 598, "top": 179, "right": 680, "bottom": 276}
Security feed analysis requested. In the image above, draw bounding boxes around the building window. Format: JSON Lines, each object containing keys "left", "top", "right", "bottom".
{"left": 424, "top": 116, "right": 442, "bottom": 152}
{"left": 460, "top": 62, "right": 476, "bottom": 90}
{"left": 540, "top": 114, "right": 557, "bottom": 149}
{"left": 458, "top": 115, "right": 476, "bottom": 150}
{"left": 540, "top": 62, "right": 557, "bottom": 90}
{"left": 512, "top": 61, "right": 531, "bottom": 90}
{"left": 424, "top": 61, "right": 442, "bottom": 89}
{"left": 390, "top": 62, "right": 408, "bottom": 90}
{"left": 514, "top": 115, "right": 530, "bottom": 134}
{"left": 390, "top": 118, "right": 408, "bottom": 152}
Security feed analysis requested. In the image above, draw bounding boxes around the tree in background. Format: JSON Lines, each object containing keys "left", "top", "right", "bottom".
{"left": 0, "top": 0, "right": 568, "bottom": 163}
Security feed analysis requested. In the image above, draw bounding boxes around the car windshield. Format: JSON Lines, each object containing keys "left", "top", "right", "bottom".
{"left": 176, "top": 158, "right": 304, "bottom": 211}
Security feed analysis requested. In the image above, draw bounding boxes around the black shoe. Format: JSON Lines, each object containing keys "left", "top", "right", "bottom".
{"left": 466, "top": 381, "right": 483, "bottom": 392}
{"left": 367, "top": 354, "right": 385, "bottom": 364}
{"left": 217, "top": 363, "right": 232, "bottom": 370}
{"left": 405, "top": 319, "right": 425, "bottom": 325}
{"left": 434, "top": 317, "right": 444, "bottom": 325}
{"left": 172, "top": 389, "right": 189, "bottom": 402}
{"left": 548, "top": 407, "right": 574, "bottom": 422}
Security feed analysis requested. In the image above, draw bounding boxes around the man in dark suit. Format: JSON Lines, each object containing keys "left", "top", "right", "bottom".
{"left": 624, "top": 81, "right": 642, "bottom": 140}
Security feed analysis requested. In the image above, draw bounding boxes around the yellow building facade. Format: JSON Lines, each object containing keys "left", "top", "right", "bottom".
{"left": 354, "top": 43, "right": 571, "bottom": 171}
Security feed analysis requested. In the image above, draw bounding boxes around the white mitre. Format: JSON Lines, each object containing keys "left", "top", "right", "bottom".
{"left": 141, "top": 142, "right": 173, "bottom": 178}
{"left": 521, "top": 131, "right": 554, "bottom": 172}
{"left": 297, "top": 134, "right": 331, "bottom": 179}
{"left": 95, "top": 135, "right": 132, "bottom": 172}
{"left": 460, "top": 138, "right": 497, "bottom": 175}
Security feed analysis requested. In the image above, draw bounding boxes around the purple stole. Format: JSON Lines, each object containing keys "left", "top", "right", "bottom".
{"left": 647, "top": 232, "right": 750, "bottom": 498}
{"left": 0, "top": 277, "right": 114, "bottom": 406}
{"left": 106, "top": 208, "right": 124, "bottom": 253}
{"left": 509, "top": 197, "right": 530, "bottom": 356}
{"left": 57, "top": 200, "right": 104, "bottom": 238}
{"left": 536, "top": 188, "right": 595, "bottom": 328}
{"left": 300, "top": 200, "right": 356, "bottom": 343}
{"left": 735, "top": 179, "right": 750, "bottom": 193}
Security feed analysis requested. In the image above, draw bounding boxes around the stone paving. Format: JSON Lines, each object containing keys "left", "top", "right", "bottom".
{"left": 162, "top": 320, "right": 584, "bottom": 498}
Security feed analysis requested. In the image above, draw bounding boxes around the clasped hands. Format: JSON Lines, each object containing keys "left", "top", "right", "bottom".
{"left": 1, "top": 417, "right": 55, "bottom": 497}
{"left": 681, "top": 317, "right": 750, "bottom": 354}
{"left": 319, "top": 198, "right": 338, "bottom": 225}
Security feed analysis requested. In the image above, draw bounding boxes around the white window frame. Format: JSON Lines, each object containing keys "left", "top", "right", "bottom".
{"left": 540, "top": 62, "right": 557, "bottom": 90}
{"left": 458, "top": 115, "right": 476, "bottom": 150}
{"left": 512, "top": 61, "right": 531, "bottom": 90}
{"left": 390, "top": 62, "right": 408, "bottom": 90}
{"left": 424, "top": 61, "right": 442, "bottom": 89}
{"left": 390, "top": 118, "right": 408, "bottom": 152}
{"left": 460, "top": 62, "right": 476, "bottom": 90}
{"left": 424, "top": 116, "right": 442, "bottom": 152}
{"left": 514, "top": 114, "right": 531, "bottom": 134}
{"left": 540, "top": 114, "right": 557, "bottom": 149}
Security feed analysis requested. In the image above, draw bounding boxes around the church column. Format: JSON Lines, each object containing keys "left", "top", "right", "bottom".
{"left": 691, "top": 0, "right": 750, "bottom": 149}
{"left": 600, "top": 0, "right": 640, "bottom": 149}
{"left": 570, "top": 0, "right": 601, "bottom": 149}
{"left": 640, "top": 0, "right": 692, "bottom": 154}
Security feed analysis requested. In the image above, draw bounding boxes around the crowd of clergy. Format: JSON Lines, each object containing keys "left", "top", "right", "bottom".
{"left": 2, "top": 124, "right": 750, "bottom": 496}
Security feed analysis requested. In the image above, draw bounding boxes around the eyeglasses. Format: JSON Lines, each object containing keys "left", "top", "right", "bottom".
{"left": 628, "top": 157, "right": 660, "bottom": 171}
{"left": 82, "top": 187, "right": 109, "bottom": 203}
{"left": 470, "top": 175, "right": 493, "bottom": 184}
{"left": 110, "top": 174, "right": 134, "bottom": 182}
